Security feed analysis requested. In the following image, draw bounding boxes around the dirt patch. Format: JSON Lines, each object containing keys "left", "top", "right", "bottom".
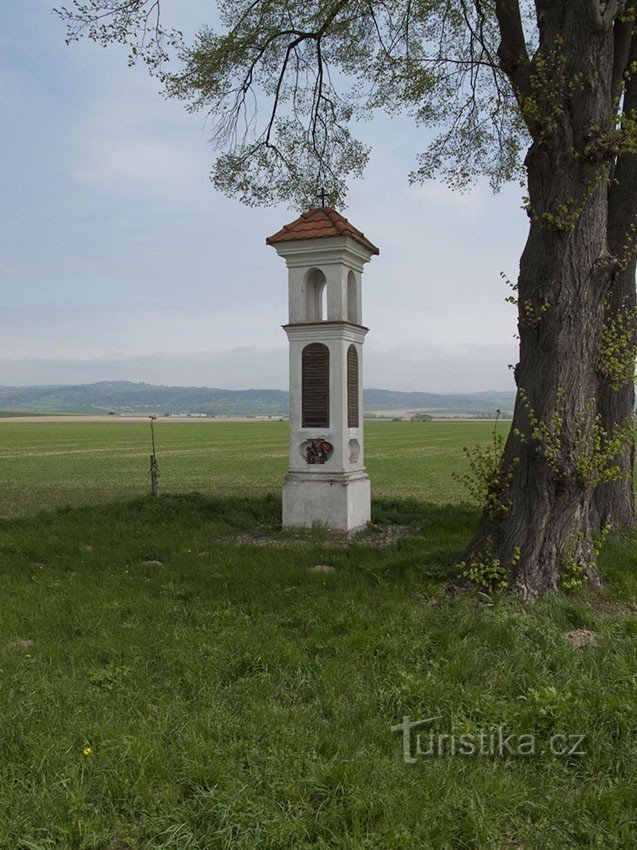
{"left": 566, "top": 629, "right": 599, "bottom": 650}
{"left": 230, "top": 524, "right": 415, "bottom": 549}
{"left": 582, "top": 593, "right": 637, "bottom": 619}
{"left": 0, "top": 416, "right": 280, "bottom": 424}
{"left": 6, "top": 639, "right": 34, "bottom": 652}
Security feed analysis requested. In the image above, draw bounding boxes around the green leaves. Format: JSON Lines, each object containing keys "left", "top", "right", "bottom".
{"left": 57, "top": 0, "right": 529, "bottom": 207}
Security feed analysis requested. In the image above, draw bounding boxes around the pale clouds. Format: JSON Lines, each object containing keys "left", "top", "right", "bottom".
{"left": 67, "top": 63, "right": 209, "bottom": 199}
{"left": 0, "top": 340, "right": 516, "bottom": 392}
{"left": 0, "top": 0, "right": 528, "bottom": 393}
{"left": 0, "top": 348, "right": 288, "bottom": 389}
{"left": 364, "top": 340, "right": 517, "bottom": 394}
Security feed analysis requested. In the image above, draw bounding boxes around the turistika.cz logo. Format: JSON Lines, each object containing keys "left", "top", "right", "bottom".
{"left": 391, "top": 716, "right": 586, "bottom": 764}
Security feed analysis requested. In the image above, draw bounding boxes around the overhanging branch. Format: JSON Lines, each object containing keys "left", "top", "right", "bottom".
{"left": 611, "top": 0, "right": 635, "bottom": 106}
{"left": 608, "top": 29, "right": 637, "bottom": 254}
{"left": 494, "top": 0, "right": 531, "bottom": 99}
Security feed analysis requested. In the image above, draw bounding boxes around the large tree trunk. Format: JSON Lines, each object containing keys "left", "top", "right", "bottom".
{"left": 593, "top": 28, "right": 637, "bottom": 531}
{"left": 593, "top": 258, "right": 636, "bottom": 530}
{"left": 466, "top": 4, "right": 621, "bottom": 596}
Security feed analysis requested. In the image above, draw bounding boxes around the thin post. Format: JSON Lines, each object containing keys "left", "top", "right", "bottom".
{"left": 149, "top": 416, "right": 160, "bottom": 498}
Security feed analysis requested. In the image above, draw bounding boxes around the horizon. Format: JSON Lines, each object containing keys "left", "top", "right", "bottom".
{"left": 0, "top": 378, "right": 516, "bottom": 396}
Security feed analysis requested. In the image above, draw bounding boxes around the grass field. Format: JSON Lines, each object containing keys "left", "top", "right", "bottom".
{"left": 1, "top": 420, "right": 636, "bottom": 849}
{"left": 0, "top": 420, "right": 494, "bottom": 518}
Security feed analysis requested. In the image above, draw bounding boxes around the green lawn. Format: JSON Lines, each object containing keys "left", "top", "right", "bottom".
{"left": 0, "top": 420, "right": 495, "bottom": 518}
{"left": 0, "top": 421, "right": 636, "bottom": 849}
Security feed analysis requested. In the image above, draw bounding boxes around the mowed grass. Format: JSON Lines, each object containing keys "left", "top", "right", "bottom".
{"left": 0, "top": 420, "right": 493, "bottom": 518}
{"left": 1, "top": 421, "right": 636, "bottom": 848}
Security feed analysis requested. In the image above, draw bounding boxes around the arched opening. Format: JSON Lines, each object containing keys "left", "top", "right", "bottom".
{"left": 305, "top": 268, "right": 327, "bottom": 322}
{"left": 302, "top": 343, "right": 330, "bottom": 427}
{"left": 347, "top": 271, "right": 359, "bottom": 323}
{"left": 347, "top": 344, "right": 359, "bottom": 427}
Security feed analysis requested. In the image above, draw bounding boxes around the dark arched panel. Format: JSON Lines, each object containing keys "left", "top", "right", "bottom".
{"left": 347, "top": 344, "right": 359, "bottom": 428}
{"left": 302, "top": 343, "right": 330, "bottom": 427}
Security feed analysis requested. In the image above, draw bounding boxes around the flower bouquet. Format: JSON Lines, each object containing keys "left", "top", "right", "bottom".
{"left": 305, "top": 437, "right": 333, "bottom": 464}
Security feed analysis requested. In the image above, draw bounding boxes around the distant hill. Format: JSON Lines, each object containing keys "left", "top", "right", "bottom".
{"left": 0, "top": 381, "right": 516, "bottom": 417}
{"left": 363, "top": 388, "right": 516, "bottom": 414}
{"left": 0, "top": 382, "right": 289, "bottom": 416}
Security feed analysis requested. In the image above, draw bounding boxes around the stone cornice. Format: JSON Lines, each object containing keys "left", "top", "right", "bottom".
{"left": 270, "top": 236, "right": 375, "bottom": 271}
{"left": 282, "top": 321, "right": 369, "bottom": 343}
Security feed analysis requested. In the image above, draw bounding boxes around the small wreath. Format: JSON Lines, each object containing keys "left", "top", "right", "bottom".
{"left": 305, "top": 437, "right": 333, "bottom": 464}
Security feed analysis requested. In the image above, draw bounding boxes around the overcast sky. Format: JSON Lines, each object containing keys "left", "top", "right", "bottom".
{"left": 0, "top": 0, "right": 528, "bottom": 393}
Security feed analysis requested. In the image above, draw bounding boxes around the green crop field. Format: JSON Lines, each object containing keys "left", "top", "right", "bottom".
{"left": 0, "top": 419, "right": 495, "bottom": 518}
{"left": 1, "top": 419, "right": 636, "bottom": 848}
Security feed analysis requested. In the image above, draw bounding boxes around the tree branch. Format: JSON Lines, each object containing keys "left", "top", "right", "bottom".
{"left": 611, "top": 0, "right": 635, "bottom": 107}
{"left": 494, "top": 0, "right": 531, "bottom": 98}
{"left": 608, "top": 29, "right": 637, "bottom": 254}
{"left": 591, "top": 0, "right": 623, "bottom": 30}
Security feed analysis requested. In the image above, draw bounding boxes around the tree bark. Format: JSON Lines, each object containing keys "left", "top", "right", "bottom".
{"left": 593, "top": 258, "right": 636, "bottom": 530}
{"left": 593, "top": 28, "right": 637, "bottom": 531}
{"left": 467, "top": 2, "right": 621, "bottom": 595}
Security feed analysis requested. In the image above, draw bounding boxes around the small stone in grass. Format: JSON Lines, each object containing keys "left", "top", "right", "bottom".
{"left": 567, "top": 629, "right": 599, "bottom": 650}
{"left": 309, "top": 564, "right": 336, "bottom": 574}
{"left": 143, "top": 560, "right": 164, "bottom": 568}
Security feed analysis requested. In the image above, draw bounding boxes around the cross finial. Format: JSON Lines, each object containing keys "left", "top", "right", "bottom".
{"left": 320, "top": 187, "right": 327, "bottom": 208}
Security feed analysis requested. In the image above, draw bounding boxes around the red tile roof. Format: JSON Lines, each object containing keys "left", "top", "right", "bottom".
{"left": 266, "top": 208, "right": 379, "bottom": 255}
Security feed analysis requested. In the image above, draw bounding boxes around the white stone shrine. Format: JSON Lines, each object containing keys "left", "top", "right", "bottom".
{"left": 267, "top": 208, "right": 379, "bottom": 531}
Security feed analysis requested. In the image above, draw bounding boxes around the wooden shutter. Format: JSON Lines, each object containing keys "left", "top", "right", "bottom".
{"left": 347, "top": 345, "right": 359, "bottom": 427}
{"left": 302, "top": 343, "right": 330, "bottom": 427}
